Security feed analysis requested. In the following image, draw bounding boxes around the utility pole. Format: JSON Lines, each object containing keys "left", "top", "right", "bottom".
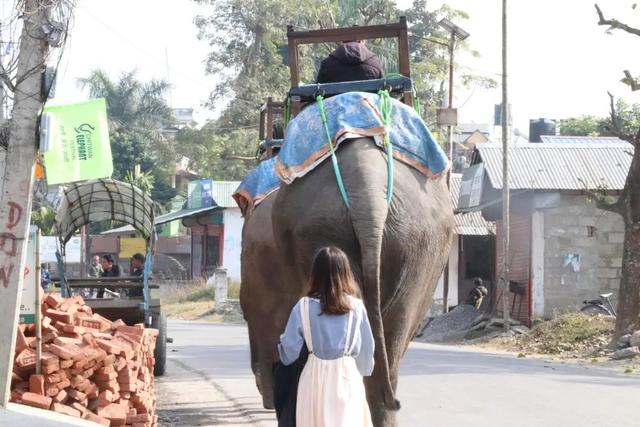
{"left": 501, "top": 0, "right": 511, "bottom": 330}
{"left": 438, "top": 18, "right": 469, "bottom": 314}
{"left": 0, "top": 0, "right": 53, "bottom": 407}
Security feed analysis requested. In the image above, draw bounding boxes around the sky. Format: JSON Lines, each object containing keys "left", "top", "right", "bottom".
{"left": 31, "top": 0, "right": 640, "bottom": 137}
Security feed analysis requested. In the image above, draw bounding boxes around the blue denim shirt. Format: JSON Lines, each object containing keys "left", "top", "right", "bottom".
{"left": 277, "top": 297, "right": 375, "bottom": 376}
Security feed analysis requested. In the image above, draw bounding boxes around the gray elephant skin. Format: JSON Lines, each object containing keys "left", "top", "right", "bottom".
{"left": 241, "top": 137, "right": 454, "bottom": 426}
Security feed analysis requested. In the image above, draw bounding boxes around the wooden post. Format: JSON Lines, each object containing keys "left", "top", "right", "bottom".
{"left": 0, "top": 0, "right": 51, "bottom": 407}
{"left": 287, "top": 25, "right": 300, "bottom": 88}
{"left": 501, "top": 0, "right": 511, "bottom": 330}
{"left": 397, "top": 16, "right": 411, "bottom": 79}
{"left": 35, "top": 229, "right": 42, "bottom": 375}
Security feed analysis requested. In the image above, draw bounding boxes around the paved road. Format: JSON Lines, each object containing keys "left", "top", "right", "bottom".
{"left": 157, "top": 321, "right": 640, "bottom": 427}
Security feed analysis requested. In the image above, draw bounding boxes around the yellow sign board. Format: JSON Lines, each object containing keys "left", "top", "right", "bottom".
{"left": 119, "top": 237, "right": 146, "bottom": 259}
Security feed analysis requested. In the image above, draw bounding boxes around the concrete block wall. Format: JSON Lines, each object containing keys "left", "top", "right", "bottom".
{"left": 541, "top": 194, "right": 623, "bottom": 317}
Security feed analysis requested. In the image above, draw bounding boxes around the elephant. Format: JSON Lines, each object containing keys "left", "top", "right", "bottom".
{"left": 257, "top": 137, "right": 453, "bottom": 426}
{"left": 238, "top": 189, "right": 292, "bottom": 410}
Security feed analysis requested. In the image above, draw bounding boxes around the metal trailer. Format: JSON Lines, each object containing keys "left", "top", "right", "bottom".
{"left": 53, "top": 178, "right": 167, "bottom": 376}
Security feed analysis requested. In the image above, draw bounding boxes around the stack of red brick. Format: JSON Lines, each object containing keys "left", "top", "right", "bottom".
{"left": 11, "top": 294, "right": 159, "bottom": 427}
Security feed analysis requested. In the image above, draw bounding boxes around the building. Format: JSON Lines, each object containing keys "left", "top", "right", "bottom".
{"left": 181, "top": 180, "right": 242, "bottom": 282}
{"left": 458, "top": 140, "right": 632, "bottom": 324}
{"left": 431, "top": 174, "right": 496, "bottom": 314}
{"left": 452, "top": 123, "right": 491, "bottom": 172}
{"left": 102, "top": 180, "right": 243, "bottom": 282}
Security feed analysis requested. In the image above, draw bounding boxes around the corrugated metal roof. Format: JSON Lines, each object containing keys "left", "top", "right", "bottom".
{"left": 477, "top": 142, "right": 633, "bottom": 190}
{"left": 102, "top": 206, "right": 221, "bottom": 235}
{"left": 450, "top": 174, "right": 495, "bottom": 235}
{"left": 211, "top": 181, "right": 241, "bottom": 208}
{"left": 539, "top": 136, "right": 622, "bottom": 144}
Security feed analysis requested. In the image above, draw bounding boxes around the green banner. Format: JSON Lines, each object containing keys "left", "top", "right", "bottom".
{"left": 43, "top": 98, "right": 113, "bottom": 185}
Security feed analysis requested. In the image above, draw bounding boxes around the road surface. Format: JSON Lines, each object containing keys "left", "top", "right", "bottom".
{"left": 157, "top": 321, "right": 640, "bottom": 427}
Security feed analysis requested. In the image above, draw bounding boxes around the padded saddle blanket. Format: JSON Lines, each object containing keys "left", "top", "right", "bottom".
{"left": 275, "top": 92, "right": 449, "bottom": 184}
{"left": 233, "top": 156, "right": 280, "bottom": 215}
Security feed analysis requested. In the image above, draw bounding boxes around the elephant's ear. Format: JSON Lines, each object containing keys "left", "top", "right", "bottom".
{"left": 232, "top": 191, "right": 251, "bottom": 216}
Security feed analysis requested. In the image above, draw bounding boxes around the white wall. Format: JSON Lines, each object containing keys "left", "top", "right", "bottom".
{"left": 431, "top": 236, "right": 459, "bottom": 314}
{"left": 531, "top": 210, "right": 545, "bottom": 318}
{"left": 222, "top": 208, "right": 244, "bottom": 282}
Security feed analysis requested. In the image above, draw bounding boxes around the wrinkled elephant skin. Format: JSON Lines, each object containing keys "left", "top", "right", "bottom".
{"left": 238, "top": 191, "right": 294, "bottom": 410}
{"left": 268, "top": 138, "right": 454, "bottom": 426}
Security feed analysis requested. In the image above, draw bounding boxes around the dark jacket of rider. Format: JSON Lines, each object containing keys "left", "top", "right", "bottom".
{"left": 316, "top": 41, "right": 384, "bottom": 84}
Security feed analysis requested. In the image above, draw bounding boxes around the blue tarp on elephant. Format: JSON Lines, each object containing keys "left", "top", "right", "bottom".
{"left": 233, "top": 156, "right": 280, "bottom": 215}
{"left": 275, "top": 92, "right": 449, "bottom": 184}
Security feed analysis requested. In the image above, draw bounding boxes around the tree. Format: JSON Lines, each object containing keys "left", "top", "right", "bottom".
{"left": 558, "top": 101, "right": 640, "bottom": 137}
{"left": 558, "top": 115, "right": 606, "bottom": 136}
{"left": 31, "top": 206, "right": 56, "bottom": 235}
{"left": 595, "top": 3, "right": 640, "bottom": 341}
{"left": 78, "top": 70, "right": 178, "bottom": 205}
{"left": 190, "top": 0, "right": 490, "bottom": 169}
{"left": 175, "top": 125, "right": 258, "bottom": 180}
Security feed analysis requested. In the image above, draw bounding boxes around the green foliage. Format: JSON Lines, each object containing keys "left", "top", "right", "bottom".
{"left": 124, "top": 169, "right": 155, "bottom": 195}
{"left": 516, "top": 312, "right": 614, "bottom": 355}
{"left": 78, "top": 70, "right": 178, "bottom": 205}
{"left": 558, "top": 116, "right": 607, "bottom": 136}
{"left": 559, "top": 100, "right": 640, "bottom": 139}
{"left": 31, "top": 206, "right": 56, "bottom": 235}
{"left": 175, "top": 126, "right": 258, "bottom": 180}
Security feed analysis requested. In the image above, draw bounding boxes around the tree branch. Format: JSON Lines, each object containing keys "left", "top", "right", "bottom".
{"left": 227, "top": 155, "right": 256, "bottom": 161}
{"left": 0, "top": 64, "right": 16, "bottom": 92}
{"left": 623, "top": 70, "right": 640, "bottom": 91}
{"left": 578, "top": 178, "right": 626, "bottom": 215}
{"left": 606, "top": 91, "right": 640, "bottom": 145}
{"left": 595, "top": 4, "right": 640, "bottom": 37}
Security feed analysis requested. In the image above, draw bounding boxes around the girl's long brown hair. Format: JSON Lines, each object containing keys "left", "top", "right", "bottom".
{"left": 307, "top": 246, "right": 360, "bottom": 315}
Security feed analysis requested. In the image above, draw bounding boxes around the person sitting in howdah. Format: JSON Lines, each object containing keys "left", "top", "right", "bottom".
{"left": 316, "top": 40, "right": 384, "bottom": 84}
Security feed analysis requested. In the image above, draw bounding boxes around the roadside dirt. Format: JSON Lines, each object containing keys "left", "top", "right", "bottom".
{"left": 156, "top": 358, "right": 257, "bottom": 427}
{"left": 465, "top": 312, "right": 640, "bottom": 376}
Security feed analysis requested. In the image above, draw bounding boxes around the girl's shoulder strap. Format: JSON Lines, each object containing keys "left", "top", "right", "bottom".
{"left": 300, "top": 297, "right": 314, "bottom": 352}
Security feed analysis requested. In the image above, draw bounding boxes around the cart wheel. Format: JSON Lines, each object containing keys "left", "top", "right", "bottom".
{"left": 152, "top": 311, "right": 167, "bottom": 376}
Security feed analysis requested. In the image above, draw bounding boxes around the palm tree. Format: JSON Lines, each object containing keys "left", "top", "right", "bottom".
{"left": 77, "top": 70, "right": 178, "bottom": 205}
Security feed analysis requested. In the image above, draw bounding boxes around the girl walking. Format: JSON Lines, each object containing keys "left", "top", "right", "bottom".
{"left": 278, "top": 246, "right": 375, "bottom": 427}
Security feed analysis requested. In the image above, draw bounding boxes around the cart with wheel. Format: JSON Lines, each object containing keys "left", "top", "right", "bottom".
{"left": 53, "top": 178, "right": 167, "bottom": 376}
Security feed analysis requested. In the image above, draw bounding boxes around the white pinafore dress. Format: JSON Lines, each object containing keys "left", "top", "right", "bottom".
{"left": 296, "top": 297, "right": 373, "bottom": 427}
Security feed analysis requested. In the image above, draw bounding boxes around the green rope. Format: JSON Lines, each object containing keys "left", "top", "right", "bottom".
{"left": 378, "top": 90, "right": 394, "bottom": 206}
{"left": 316, "top": 95, "right": 350, "bottom": 208}
{"left": 383, "top": 72, "right": 421, "bottom": 114}
{"left": 284, "top": 98, "right": 292, "bottom": 126}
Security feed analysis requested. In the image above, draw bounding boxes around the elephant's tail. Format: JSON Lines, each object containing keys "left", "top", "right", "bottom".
{"left": 347, "top": 147, "right": 400, "bottom": 411}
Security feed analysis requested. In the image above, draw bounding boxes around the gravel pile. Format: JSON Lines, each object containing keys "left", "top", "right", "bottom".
{"left": 416, "top": 305, "right": 482, "bottom": 343}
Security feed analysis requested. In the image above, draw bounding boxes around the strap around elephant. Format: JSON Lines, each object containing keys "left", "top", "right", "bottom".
{"left": 301, "top": 297, "right": 314, "bottom": 353}
{"left": 378, "top": 89, "right": 394, "bottom": 206}
{"left": 316, "top": 95, "right": 350, "bottom": 209}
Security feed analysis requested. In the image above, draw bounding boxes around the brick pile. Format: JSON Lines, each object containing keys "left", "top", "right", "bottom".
{"left": 10, "top": 294, "right": 159, "bottom": 427}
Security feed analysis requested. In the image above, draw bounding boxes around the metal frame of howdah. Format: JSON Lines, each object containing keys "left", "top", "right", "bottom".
{"left": 286, "top": 17, "right": 413, "bottom": 116}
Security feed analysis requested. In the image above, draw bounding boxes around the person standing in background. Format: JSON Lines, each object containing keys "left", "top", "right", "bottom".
{"left": 40, "top": 264, "right": 51, "bottom": 292}
{"left": 88, "top": 255, "right": 103, "bottom": 278}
